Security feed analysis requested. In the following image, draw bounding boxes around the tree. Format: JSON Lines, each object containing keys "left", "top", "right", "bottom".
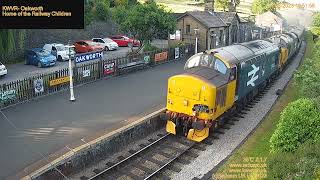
{"left": 311, "top": 12, "right": 320, "bottom": 36}
{"left": 215, "top": 0, "right": 229, "bottom": 12}
{"left": 84, "top": 0, "right": 111, "bottom": 26}
{"left": 113, "top": 2, "right": 176, "bottom": 46}
{"left": 252, "top": 0, "right": 278, "bottom": 14}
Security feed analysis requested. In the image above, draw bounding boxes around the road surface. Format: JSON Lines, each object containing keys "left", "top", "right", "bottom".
{"left": 0, "top": 59, "right": 186, "bottom": 179}
{"left": 0, "top": 47, "right": 134, "bottom": 85}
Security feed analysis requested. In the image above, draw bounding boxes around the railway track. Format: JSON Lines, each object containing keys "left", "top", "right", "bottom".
{"left": 87, "top": 132, "right": 197, "bottom": 180}
{"left": 83, "top": 78, "right": 277, "bottom": 180}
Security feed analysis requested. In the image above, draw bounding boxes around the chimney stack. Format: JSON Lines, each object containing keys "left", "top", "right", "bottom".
{"left": 228, "top": 0, "right": 236, "bottom": 12}
{"left": 204, "top": 0, "right": 214, "bottom": 12}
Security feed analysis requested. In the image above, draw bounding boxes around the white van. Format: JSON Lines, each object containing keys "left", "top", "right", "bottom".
{"left": 43, "top": 43, "right": 70, "bottom": 61}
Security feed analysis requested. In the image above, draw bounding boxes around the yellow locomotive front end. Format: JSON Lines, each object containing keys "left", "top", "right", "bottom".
{"left": 163, "top": 52, "right": 236, "bottom": 142}
{"left": 166, "top": 74, "right": 216, "bottom": 142}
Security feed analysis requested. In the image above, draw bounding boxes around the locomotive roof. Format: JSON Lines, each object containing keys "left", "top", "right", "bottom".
{"left": 266, "top": 34, "right": 294, "bottom": 47}
{"left": 208, "top": 40, "right": 278, "bottom": 65}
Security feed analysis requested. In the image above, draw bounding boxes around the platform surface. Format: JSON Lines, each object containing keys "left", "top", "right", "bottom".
{"left": 0, "top": 60, "right": 185, "bottom": 179}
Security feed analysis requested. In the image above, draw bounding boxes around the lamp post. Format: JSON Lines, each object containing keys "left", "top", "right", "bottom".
{"left": 65, "top": 41, "right": 75, "bottom": 102}
{"left": 194, "top": 28, "right": 199, "bottom": 54}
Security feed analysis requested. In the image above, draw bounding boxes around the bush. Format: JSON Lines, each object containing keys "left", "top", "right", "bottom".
{"left": 295, "top": 41, "right": 320, "bottom": 98}
{"left": 267, "top": 140, "right": 320, "bottom": 179}
{"left": 143, "top": 43, "right": 159, "bottom": 52}
{"left": 270, "top": 98, "right": 320, "bottom": 152}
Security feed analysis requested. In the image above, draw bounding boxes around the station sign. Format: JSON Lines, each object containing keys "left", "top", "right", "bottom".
{"left": 103, "top": 61, "right": 115, "bottom": 75}
{"left": 155, "top": 51, "right": 168, "bottom": 62}
{"left": 75, "top": 51, "right": 103, "bottom": 64}
{"left": 49, "top": 76, "right": 70, "bottom": 86}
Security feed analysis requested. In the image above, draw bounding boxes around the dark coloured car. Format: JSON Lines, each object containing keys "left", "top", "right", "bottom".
{"left": 25, "top": 48, "right": 57, "bottom": 68}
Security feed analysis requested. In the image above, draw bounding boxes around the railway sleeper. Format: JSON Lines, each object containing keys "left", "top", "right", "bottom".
{"left": 131, "top": 163, "right": 154, "bottom": 174}
{"left": 119, "top": 168, "right": 142, "bottom": 180}
{"left": 157, "top": 150, "right": 173, "bottom": 158}
{"left": 185, "top": 150, "right": 199, "bottom": 158}
{"left": 162, "top": 144, "right": 186, "bottom": 153}
{"left": 193, "top": 144, "right": 206, "bottom": 151}
{"left": 144, "top": 156, "right": 166, "bottom": 166}
{"left": 168, "top": 164, "right": 182, "bottom": 173}
{"left": 80, "top": 176, "right": 89, "bottom": 180}
{"left": 176, "top": 157, "right": 191, "bottom": 164}
{"left": 106, "top": 161, "right": 115, "bottom": 167}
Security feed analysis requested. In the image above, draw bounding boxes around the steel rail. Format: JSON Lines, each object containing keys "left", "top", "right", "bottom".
{"left": 89, "top": 133, "right": 170, "bottom": 180}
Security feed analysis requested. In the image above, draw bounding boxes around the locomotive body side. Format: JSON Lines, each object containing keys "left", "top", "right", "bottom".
{"left": 164, "top": 28, "right": 303, "bottom": 142}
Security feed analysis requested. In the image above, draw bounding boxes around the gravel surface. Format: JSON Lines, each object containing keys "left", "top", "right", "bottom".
{"left": 171, "top": 42, "right": 306, "bottom": 180}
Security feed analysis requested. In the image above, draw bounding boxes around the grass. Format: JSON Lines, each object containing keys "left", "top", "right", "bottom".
{"left": 138, "top": 0, "right": 204, "bottom": 12}
{"left": 214, "top": 31, "right": 315, "bottom": 179}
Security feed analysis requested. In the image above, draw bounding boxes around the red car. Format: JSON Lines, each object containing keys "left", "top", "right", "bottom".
{"left": 109, "top": 35, "right": 140, "bottom": 47}
{"left": 73, "top": 40, "right": 104, "bottom": 53}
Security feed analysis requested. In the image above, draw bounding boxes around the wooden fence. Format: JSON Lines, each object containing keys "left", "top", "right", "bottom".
{"left": 0, "top": 45, "right": 194, "bottom": 108}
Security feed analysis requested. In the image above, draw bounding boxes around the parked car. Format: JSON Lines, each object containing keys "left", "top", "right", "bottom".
{"left": 43, "top": 43, "right": 69, "bottom": 61}
{"left": 109, "top": 35, "right": 140, "bottom": 47}
{"left": 0, "top": 62, "right": 7, "bottom": 77}
{"left": 73, "top": 40, "right": 104, "bottom": 53}
{"left": 65, "top": 45, "right": 76, "bottom": 59}
{"left": 92, "top": 38, "right": 118, "bottom": 51}
{"left": 25, "top": 48, "right": 57, "bottom": 68}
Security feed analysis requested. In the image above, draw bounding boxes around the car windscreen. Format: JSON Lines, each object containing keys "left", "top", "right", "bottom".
{"left": 103, "top": 38, "right": 114, "bottom": 43}
{"left": 87, "top": 41, "right": 97, "bottom": 46}
{"left": 36, "top": 50, "right": 51, "bottom": 56}
{"left": 55, "top": 45, "right": 65, "bottom": 51}
{"left": 184, "top": 53, "right": 228, "bottom": 74}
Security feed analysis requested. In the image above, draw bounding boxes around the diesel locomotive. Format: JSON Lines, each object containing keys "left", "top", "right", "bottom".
{"left": 162, "top": 27, "right": 304, "bottom": 142}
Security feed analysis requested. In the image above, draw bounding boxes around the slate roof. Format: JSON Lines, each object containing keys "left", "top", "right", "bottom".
{"left": 171, "top": 13, "right": 185, "bottom": 20}
{"left": 178, "top": 11, "right": 227, "bottom": 28}
{"left": 215, "top": 12, "right": 237, "bottom": 24}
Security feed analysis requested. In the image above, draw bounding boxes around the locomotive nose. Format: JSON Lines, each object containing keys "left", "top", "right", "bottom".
{"left": 165, "top": 74, "right": 216, "bottom": 142}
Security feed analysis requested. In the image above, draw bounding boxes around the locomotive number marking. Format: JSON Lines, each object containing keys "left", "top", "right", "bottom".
{"left": 247, "top": 64, "right": 260, "bottom": 87}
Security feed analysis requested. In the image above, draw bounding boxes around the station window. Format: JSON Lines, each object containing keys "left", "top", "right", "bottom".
{"left": 186, "top": 25, "right": 191, "bottom": 34}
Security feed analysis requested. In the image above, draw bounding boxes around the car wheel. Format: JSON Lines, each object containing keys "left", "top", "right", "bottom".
{"left": 128, "top": 42, "right": 133, "bottom": 48}
{"left": 57, "top": 55, "right": 62, "bottom": 61}
{"left": 37, "top": 62, "right": 42, "bottom": 68}
{"left": 105, "top": 46, "right": 109, "bottom": 51}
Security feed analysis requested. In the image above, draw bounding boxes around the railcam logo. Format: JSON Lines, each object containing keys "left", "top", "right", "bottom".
{"left": 247, "top": 64, "right": 259, "bottom": 87}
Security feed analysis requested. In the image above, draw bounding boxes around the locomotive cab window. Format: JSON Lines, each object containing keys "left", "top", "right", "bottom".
{"left": 184, "top": 53, "right": 228, "bottom": 75}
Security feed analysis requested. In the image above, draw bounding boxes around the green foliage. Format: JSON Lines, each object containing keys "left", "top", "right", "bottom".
{"left": 295, "top": 40, "right": 320, "bottom": 98}
{"left": 215, "top": 0, "right": 228, "bottom": 11}
{"left": 143, "top": 43, "right": 159, "bottom": 52}
{"left": 270, "top": 98, "right": 320, "bottom": 152}
{"left": 252, "top": 0, "right": 278, "bottom": 14}
{"left": 113, "top": 2, "right": 176, "bottom": 44}
{"left": 114, "top": 0, "right": 128, "bottom": 6}
{"left": 267, "top": 140, "right": 320, "bottom": 179}
{"left": 0, "top": 29, "right": 26, "bottom": 63}
{"left": 311, "top": 12, "right": 320, "bottom": 36}
{"left": 84, "top": 0, "right": 111, "bottom": 26}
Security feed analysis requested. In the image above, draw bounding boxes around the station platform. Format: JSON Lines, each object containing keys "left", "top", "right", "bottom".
{"left": 0, "top": 60, "right": 185, "bottom": 179}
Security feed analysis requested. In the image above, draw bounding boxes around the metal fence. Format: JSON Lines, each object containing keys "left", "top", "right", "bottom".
{"left": 0, "top": 45, "right": 194, "bottom": 108}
